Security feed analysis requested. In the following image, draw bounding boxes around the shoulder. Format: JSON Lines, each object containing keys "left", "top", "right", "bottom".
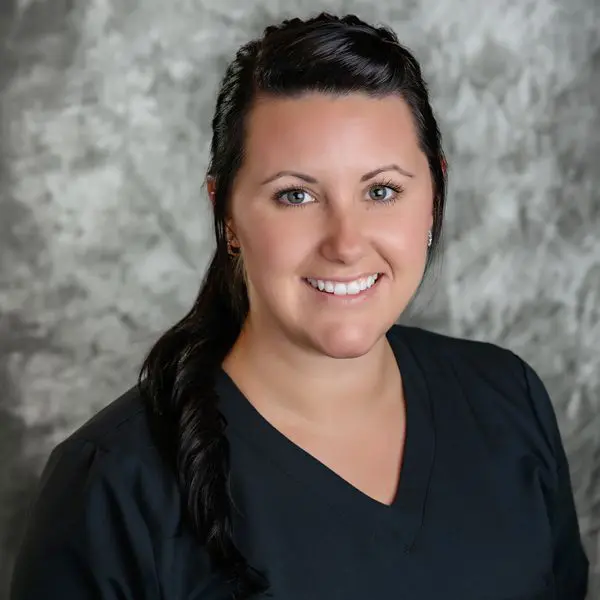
{"left": 52, "top": 383, "right": 174, "bottom": 480}
{"left": 12, "top": 387, "right": 199, "bottom": 598}
{"left": 60, "top": 383, "right": 154, "bottom": 455}
{"left": 389, "top": 324, "right": 561, "bottom": 465}
{"left": 34, "top": 384, "right": 181, "bottom": 538}
{"left": 389, "top": 323, "right": 537, "bottom": 394}
{"left": 389, "top": 323, "right": 519, "bottom": 369}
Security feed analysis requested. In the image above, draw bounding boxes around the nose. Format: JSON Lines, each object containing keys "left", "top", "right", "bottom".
{"left": 319, "top": 205, "right": 367, "bottom": 264}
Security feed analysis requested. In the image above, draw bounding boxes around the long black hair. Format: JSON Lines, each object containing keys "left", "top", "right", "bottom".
{"left": 138, "top": 12, "right": 447, "bottom": 598}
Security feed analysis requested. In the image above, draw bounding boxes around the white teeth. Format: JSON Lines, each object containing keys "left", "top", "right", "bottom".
{"left": 306, "top": 274, "right": 379, "bottom": 296}
{"left": 345, "top": 281, "right": 360, "bottom": 295}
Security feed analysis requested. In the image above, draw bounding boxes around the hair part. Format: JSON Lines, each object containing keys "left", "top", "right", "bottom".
{"left": 138, "top": 12, "right": 447, "bottom": 598}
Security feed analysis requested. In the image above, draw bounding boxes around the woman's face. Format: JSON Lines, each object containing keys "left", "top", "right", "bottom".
{"left": 223, "top": 92, "right": 434, "bottom": 358}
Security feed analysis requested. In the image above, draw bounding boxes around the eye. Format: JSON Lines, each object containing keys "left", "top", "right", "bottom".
{"left": 368, "top": 180, "right": 404, "bottom": 204}
{"left": 273, "top": 187, "right": 316, "bottom": 207}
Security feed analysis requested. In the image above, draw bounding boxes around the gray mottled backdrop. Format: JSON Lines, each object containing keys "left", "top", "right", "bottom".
{"left": 1, "top": 0, "right": 599, "bottom": 597}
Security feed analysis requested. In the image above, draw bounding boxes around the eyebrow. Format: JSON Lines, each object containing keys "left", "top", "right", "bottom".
{"left": 259, "top": 164, "right": 415, "bottom": 186}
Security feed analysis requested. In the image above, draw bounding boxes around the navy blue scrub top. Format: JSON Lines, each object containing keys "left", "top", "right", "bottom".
{"left": 10, "top": 325, "right": 589, "bottom": 599}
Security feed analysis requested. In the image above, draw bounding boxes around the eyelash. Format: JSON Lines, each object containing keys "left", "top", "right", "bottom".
{"left": 272, "top": 178, "right": 405, "bottom": 208}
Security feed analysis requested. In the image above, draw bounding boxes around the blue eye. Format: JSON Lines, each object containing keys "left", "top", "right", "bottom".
{"left": 273, "top": 187, "right": 315, "bottom": 207}
{"left": 368, "top": 181, "right": 404, "bottom": 204}
{"left": 369, "top": 185, "right": 394, "bottom": 202}
{"left": 283, "top": 190, "right": 308, "bottom": 204}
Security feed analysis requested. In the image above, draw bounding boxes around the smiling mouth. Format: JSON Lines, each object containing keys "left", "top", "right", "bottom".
{"left": 304, "top": 273, "right": 382, "bottom": 296}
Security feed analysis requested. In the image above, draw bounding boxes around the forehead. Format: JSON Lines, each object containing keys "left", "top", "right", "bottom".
{"left": 241, "top": 93, "right": 422, "bottom": 172}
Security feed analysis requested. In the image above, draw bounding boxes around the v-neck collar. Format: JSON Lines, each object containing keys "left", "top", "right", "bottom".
{"left": 216, "top": 325, "right": 436, "bottom": 551}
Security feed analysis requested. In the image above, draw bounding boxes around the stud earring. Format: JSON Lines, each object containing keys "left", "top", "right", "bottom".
{"left": 427, "top": 230, "right": 433, "bottom": 248}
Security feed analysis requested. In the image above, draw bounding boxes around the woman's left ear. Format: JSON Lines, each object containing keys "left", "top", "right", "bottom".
{"left": 206, "top": 176, "right": 216, "bottom": 206}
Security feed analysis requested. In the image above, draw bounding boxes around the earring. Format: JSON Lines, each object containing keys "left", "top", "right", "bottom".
{"left": 427, "top": 230, "right": 433, "bottom": 248}
{"left": 227, "top": 238, "right": 241, "bottom": 256}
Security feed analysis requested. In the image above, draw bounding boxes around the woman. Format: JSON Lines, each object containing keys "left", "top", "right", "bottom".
{"left": 10, "top": 12, "right": 589, "bottom": 600}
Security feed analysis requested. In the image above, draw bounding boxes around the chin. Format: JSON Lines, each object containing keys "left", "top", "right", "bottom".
{"left": 308, "top": 324, "right": 384, "bottom": 360}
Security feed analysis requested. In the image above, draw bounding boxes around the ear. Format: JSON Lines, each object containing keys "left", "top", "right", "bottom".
{"left": 206, "top": 176, "right": 216, "bottom": 206}
{"left": 441, "top": 158, "right": 447, "bottom": 176}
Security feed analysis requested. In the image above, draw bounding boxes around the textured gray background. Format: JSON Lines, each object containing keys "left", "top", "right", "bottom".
{"left": 1, "top": 0, "right": 599, "bottom": 597}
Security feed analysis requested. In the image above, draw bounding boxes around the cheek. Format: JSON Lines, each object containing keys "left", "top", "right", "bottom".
{"left": 237, "top": 215, "right": 310, "bottom": 279}
{"left": 376, "top": 207, "right": 431, "bottom": 261}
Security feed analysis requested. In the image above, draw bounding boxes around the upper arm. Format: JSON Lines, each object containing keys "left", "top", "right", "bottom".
{"left": 10, "top": 439, "right": 161, "bottom": 600}
{"left": 519, "top": 358, "right": 590, "bottom": 598}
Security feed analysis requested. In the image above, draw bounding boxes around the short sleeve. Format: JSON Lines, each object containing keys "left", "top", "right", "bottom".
{"left": 520, "top": 359, "right": 590, "bottom": 598}
{"left": 10, "top": 439, "right": 160, "bottom": 600}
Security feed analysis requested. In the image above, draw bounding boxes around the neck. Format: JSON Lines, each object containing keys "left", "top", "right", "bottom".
{"left": 221, "top": 316, "right": 400, "bottom": 431}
